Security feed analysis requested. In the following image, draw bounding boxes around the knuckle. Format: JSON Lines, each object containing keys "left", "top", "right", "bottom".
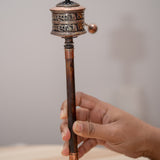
{"left": 76, "top": 91, "right": 83, "bottom": 96}
{"left": 76, "top": 92, "right": 84, "bottom": 106}
{"left": 76, "top": 92, "right": 85, "bottom": 100}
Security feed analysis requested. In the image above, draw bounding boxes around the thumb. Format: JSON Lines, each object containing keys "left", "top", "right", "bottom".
{"left": 73, "top": 121, "right": 111, "bottom": 141}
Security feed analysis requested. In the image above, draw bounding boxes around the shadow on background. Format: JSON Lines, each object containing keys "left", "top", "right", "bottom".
{"left": 109, "top": 15, "right": 149, "bottom": 121}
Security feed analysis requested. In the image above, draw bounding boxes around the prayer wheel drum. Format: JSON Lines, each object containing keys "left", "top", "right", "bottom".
{"left": 50, "top": 1, "right": 86, "bottom": 38}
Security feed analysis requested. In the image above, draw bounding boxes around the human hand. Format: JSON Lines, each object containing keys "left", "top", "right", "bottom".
{"left": 60, "top": 92, "right": 159, "bottom": 159}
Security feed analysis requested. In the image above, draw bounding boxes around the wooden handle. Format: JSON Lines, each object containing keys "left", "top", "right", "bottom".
{"left": 65, "top": 38, "right": 78, "bottom": 160}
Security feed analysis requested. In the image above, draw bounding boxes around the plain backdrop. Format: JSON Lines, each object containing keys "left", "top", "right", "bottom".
{"left": 0, "top": 0, "right": 160, "bottom": 146}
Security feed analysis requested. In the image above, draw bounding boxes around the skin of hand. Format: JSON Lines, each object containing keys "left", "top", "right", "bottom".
{"left": 60, "top": 92, "right": 160, "bottom": 159}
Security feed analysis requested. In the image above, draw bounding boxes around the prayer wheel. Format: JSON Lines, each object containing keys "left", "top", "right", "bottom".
{"left": 50, "top": 1, "right": 97, "bottom": 160}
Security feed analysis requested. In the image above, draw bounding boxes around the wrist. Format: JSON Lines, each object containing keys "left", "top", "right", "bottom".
{"left": 145, "top": 125, "right": 160, "bottom": 160}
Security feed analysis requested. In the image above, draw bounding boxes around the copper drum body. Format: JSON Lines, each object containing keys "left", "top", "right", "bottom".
{"left": 50, "top": 6, "right": 86, "bottom": 38}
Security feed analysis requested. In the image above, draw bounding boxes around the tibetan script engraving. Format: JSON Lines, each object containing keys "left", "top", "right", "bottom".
{"left": 53, "top": 13, "right": 84, "bottom": 22}
{"left": 53, "top": 24, "right": 78, "bottom": 32}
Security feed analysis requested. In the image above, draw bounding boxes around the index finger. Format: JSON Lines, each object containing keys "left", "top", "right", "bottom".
{"left": 76, "top": 92, "right": 99, "bottom": 110}
{"left": 60, "top": 92, "right": 99, "bottom": 119}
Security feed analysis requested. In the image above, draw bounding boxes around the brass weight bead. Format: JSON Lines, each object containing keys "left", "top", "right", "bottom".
{"left": 88, "top": 24, "right": 98, "bottom": 34}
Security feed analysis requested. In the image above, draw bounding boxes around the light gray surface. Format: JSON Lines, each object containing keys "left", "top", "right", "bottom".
{"left": 0, "top": 0, "right": 160, "bottom": 146}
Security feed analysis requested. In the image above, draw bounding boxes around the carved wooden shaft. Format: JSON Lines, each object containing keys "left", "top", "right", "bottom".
{"left": 65, "top": 38, "right": 78, "bottom": 160}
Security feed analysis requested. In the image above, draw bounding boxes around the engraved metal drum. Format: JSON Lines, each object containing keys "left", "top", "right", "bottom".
{"left": 50, "top": 6, "right": 86, "bottom": 38}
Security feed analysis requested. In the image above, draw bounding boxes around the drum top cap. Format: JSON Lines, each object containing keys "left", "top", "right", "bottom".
{"left": 56, "top": 1, "right": 80, "bottom": 7}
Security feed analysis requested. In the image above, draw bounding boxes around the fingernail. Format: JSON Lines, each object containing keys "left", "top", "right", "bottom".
{"left": 60, "top": 110, "right": 65, "bottom": 119}
{"left": 75, "top": 122, "right": 83, "bottom": 133}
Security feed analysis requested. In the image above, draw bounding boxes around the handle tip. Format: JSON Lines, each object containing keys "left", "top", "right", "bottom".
{"left": 69, "top": 153, "right": 78, "bottom": 160}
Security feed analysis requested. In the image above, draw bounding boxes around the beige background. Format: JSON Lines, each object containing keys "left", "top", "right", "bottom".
{"left": 0, "top": 0, "right": 160, "bottom": 146}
